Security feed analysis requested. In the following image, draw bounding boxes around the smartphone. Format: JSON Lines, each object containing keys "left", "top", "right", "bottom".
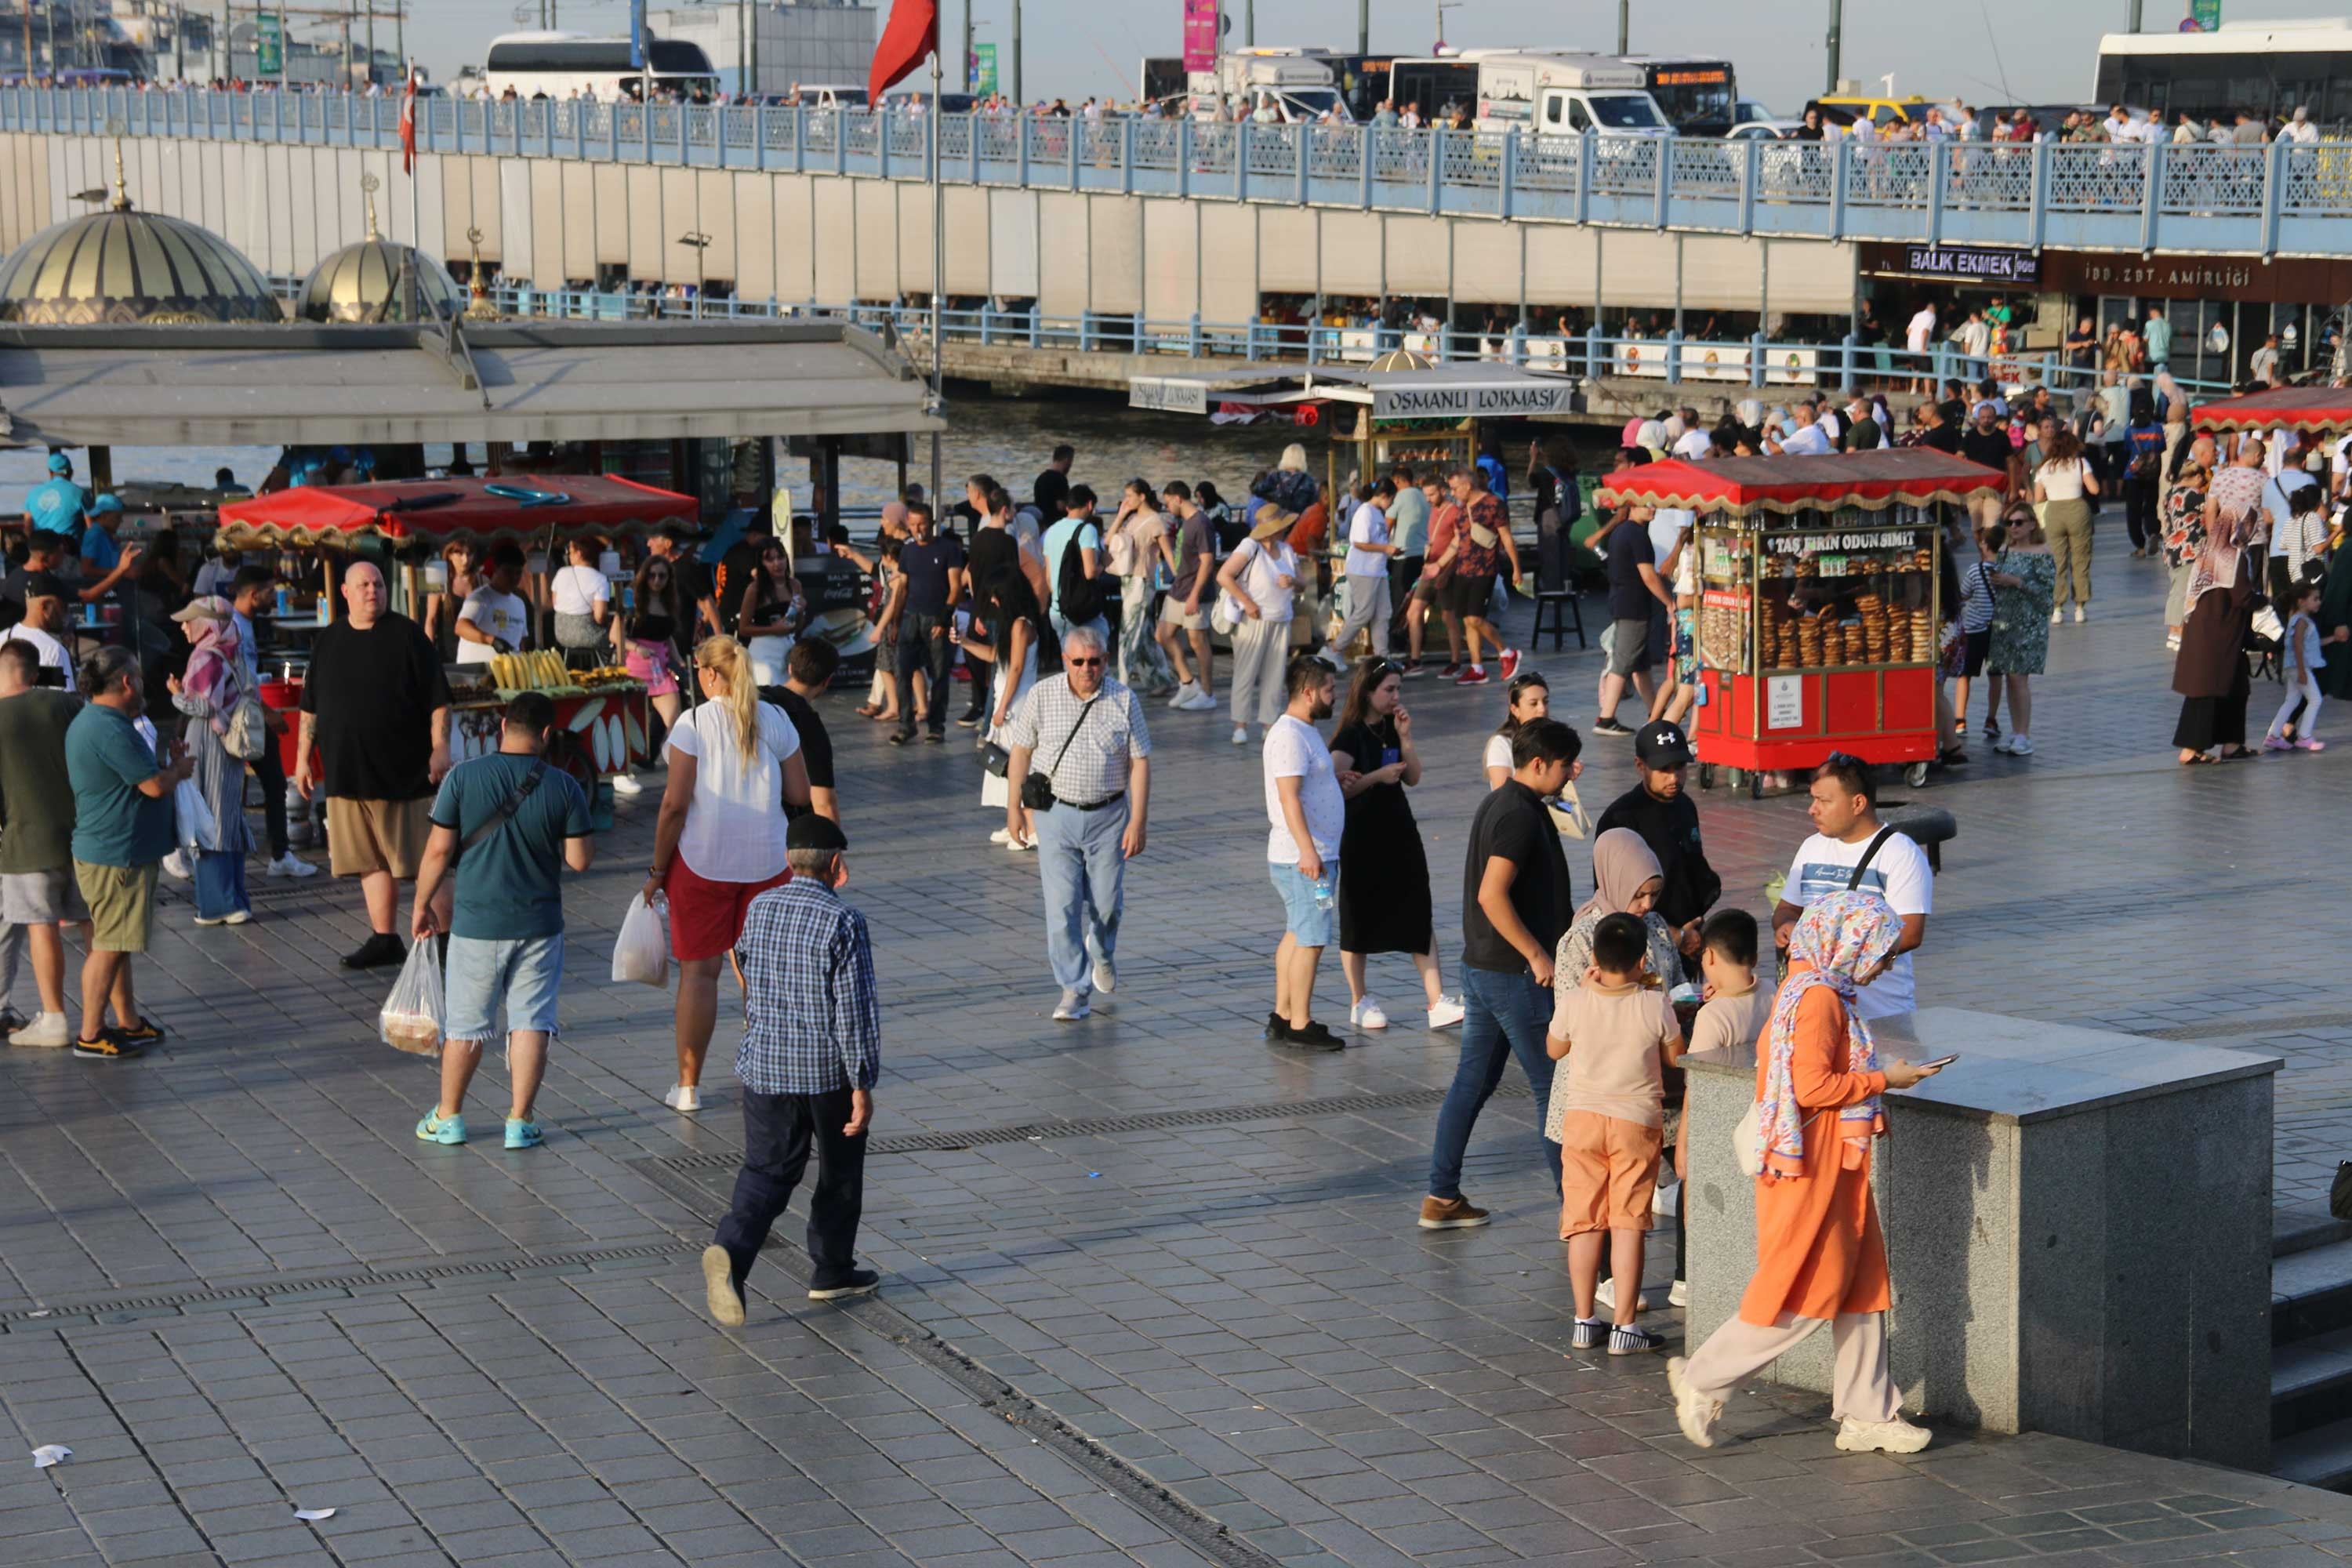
{"left": 1916, "top": 1054, "right": 1960, "bottom": 1071}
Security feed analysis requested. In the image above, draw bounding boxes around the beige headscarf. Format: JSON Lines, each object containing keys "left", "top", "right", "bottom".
{"left": 1574, "top": 826, "right": 1664, "bottom": 924}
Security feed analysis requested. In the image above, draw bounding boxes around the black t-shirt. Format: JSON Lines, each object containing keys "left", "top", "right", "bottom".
{"left": 1959, "top": 427, "right": 2013, "bottom": 474}
{"left": 1918, "top": 422, "right": 1962, "bottom": 456}
{"left": 1604, "top": 520, "right": 1657, "bottom": 622}
{"left": 967, "top": 528, "right": 1020, "bottom": 627}
{"left": 713, "top": 540, "right": 765, "bottom": 633}
{"left": 1033, "top": 466, "right": 1069, "bottom": 518}
{"left": 1595, "top": 783, "right": 1720, "bottom": 930}
{"left": 0, "top": 565, "right": 42, "bottom": 611}
{"left": 1936, "top": 398, "right": 1969, "bottom": 431}
{"left": 300, "top": 612, "right": 450, "bottom": 800}
{"left": 762, "top": 685, "right": 832, "bottom": 818}
{"left": 898, "top": 535, "right": 966, "bottom": 616}
{"left": 1461, "top": 781, "right": 1573, "bottom": 974}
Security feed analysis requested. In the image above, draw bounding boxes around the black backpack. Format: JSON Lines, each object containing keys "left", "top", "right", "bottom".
{"left": 1055, "top": 521, "right": 1109, "bottom": 625}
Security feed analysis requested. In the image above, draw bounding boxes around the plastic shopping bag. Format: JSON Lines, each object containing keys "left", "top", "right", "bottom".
{"left": 611, "top": 892, "right": 671, "bottom": 988}
{"left": 379, "top": 940, "right": 445, "bottom": 1057}
{"left": 173, "top": 777, "right": 216, "bottom": 852}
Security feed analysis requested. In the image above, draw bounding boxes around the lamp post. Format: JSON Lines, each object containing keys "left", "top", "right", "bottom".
{"left": 1825, "top": 0, "right": 1842, "bottom": 94}
{"left": 678, "top": 230, "right": 710, "bottom": 318}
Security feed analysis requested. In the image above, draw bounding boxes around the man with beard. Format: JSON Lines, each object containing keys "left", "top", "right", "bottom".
{"left": 1595, "top": 720, "right": 1719, "bottom": 944}
{"left": 1262, "top": 656, "right": 1345, "bottom": 1051}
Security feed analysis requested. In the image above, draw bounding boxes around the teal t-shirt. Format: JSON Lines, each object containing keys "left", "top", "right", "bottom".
{"left": 24, "top": 476, "right": 88, "bottom": 536}
{"left": 429, "top": 751, "right": 592, "bottom": 941}
{"left": 65, "top": 703, "right": 173, "bottom": 867}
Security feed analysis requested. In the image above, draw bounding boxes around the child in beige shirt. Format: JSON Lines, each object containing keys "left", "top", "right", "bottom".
{"left": 1546, "top": 911, "right": 1682, "bottom": 1356}
{"left": 1671, "top": 909, "right": 1770, "bottom": 1303}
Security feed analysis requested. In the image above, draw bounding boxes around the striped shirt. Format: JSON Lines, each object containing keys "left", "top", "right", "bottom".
{"left": 733, "top": 877, "right": 880, "bottom": 1097}
{"left": 1004, "top": 673, "right": 1151, "bottom": 806}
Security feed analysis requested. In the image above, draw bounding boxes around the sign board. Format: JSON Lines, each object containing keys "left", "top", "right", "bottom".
{"left": 1182, "top": 0, "right": 1219, "bottom": 74}
{"left": 255, "top": 12, "right": 283, "bottom": 76}
{"left": 1766, "top": 674, "right": 1803, "bottom": 731}
{"left": 971, "top": 43, "right": 996, "bottom": 95}
{"left": 1130, "top": 376, "right": 1213, "bottom": 415}
{"left": 1615, "top": 341, "right": 1751, "bottom": 383}
{"left": 1370, "top": 379, "right": 1573, "bottom": 419}
{"left": 1898, "top": 245, "right": 2040, "bottom": 286}
{"left": 2189, "top": 0, "right": 2221, "bottom": 31}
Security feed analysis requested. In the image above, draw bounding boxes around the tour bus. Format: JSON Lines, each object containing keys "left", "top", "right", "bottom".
{"left": 481, "top": 31, "right": 720, "bottom": 102}
{"left": 1188, "top": 49, "right": 1354, "bottom": 124}
{"left": 1624, "top": 56, "right": 1739, "bottom": 136}
{"left": 2095, "top": 19, "right": 2352, "bottom": 129}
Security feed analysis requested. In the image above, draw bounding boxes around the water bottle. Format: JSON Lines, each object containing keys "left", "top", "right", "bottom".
{"left": 274, "top": 585, "right": 290, "bottom": 617}
{"left": 1312, "top": 870, "right": 1335, "bottom": 912}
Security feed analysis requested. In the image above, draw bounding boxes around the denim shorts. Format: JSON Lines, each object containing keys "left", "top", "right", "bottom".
{"left": 444, "top": 932, "right": 565, "bottom": 1042}
{"left": 1269, "top": 861, "right": 1334, "bottom": 947}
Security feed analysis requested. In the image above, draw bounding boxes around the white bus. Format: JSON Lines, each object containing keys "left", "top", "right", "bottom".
{"left": 482, "top": 31, "right": 720, "bottom": 102}
{"left": 2094, "top": 20, "right": 2352, "bottom": 131}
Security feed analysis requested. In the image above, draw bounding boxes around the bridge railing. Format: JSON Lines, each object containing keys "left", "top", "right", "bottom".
{"left": 30, "top": 87, "right": 2352, "bottom": 256}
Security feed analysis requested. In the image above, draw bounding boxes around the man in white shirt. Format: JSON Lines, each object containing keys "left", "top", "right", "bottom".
{"left": 1770, "top": 757, "right": 1932, "bottom": 1020}
{"left": 1671, "top": 406, "right": 1713, "bottom": 460}
{"left": 453, "top": 544, "right": 533, "bottom": 666}
{"left": 2262, "top": 440, "right": 2321, "bottom": 599}
{"left": 1331, "top": 481, "right": 1395, "bottom": 659}
{"left": 1955, "top": 309, "right": 1991, "bottom": 362}
{"left": 1769, "top": 405, "right": 1835, "bottom": 457}
{"left": 1905, "top": 303, "right": 1937, "bottom": 393}
{"left": 2287, "top": 107, "right": 2322, "bottom": 146}
{"left": 1263, "top": 657, "right": 1345, "bottom": 1051}
{"left": 0, "top": 575, "right": 75, "bottom": 691}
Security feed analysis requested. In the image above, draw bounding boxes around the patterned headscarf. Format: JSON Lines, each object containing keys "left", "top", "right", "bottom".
{"left": 1755, "top": 891, "right": 1903, "bottom": 1183}
{"left": 179, "top": 597, "right": 242, "bottom": 706}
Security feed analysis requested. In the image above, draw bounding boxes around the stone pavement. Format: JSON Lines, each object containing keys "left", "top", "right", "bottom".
{"left": 2, "top": 548, "right": 2349, "bottom": 1568}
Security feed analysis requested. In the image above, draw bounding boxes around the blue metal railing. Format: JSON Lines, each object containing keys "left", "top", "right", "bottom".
{"left": 268, "top": 274, "right": 2236, "bottom": 401}
{"left": 24, "top": 86, "right": 2352, "bottom": 257}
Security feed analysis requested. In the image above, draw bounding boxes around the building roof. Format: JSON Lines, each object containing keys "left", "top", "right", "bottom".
{"left": 0, "top": 319, "right": 945, "bottom": 448}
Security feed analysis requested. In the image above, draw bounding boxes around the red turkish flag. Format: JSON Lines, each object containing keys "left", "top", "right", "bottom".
{"left": 867, "top": 0, "right": 938, "bottom": 106}
{"left": 398, "top": 66, "right": 419, "bottom": 173}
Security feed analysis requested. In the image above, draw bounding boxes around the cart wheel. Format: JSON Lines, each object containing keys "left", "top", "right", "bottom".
{"left": 1905, "top": 761, "right": 1929, "bottom": 788}
{"left": 1748, "top": 770, "right": 1764, "bottom": 800}
{"left": 1698, "top": 763, "right": 1716, "bottom": 791}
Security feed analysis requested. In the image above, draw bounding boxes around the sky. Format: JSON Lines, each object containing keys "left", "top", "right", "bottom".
{"left": 394, "top": 0, "right": 2352, "bottom": 110}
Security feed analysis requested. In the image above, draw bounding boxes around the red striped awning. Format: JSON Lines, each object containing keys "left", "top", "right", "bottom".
{"left": 2188, "top": 386, "right": 2352, "bottom": 435}
{"left": 215, "top": 474, "right": 699, "bottom": 549}
{"left": 1592, "top": 450, "right": 2007, "bottom": 518}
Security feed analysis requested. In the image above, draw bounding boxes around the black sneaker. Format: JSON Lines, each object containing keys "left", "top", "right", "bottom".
{"left": 807, "top": 1269, "right": 880, "bottom": 1302}
{"left": 111, "top": 1018, "right": 165, "bottom": 1048}
{"left": 922, "top": 731, "right": 945, "bottom": 745}
{"left": 339, "top": 933, "right": 407, "bottom": 971}
{"left": 887, "top": 730, "right": 913, "bottom": 746}
{"left": 0, "top": 1007, "right": 23, "bottom": 1037}
{"left": 72, "top": 1030, "right": 145, "bottom": 1061}
{"left": 1592, "top": 717, "right": 1635, "bottom": 738}
{"left": 956, "top": 712, "right": 983, "bottom": 728}
{"left": 1264, "top": 1011, "right": 1288, "bottom": 1040}
{"left": 1273, "top": 1021, "right": 1344, "bottom": 1053}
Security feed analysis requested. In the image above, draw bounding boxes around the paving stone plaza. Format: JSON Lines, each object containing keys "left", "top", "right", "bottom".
{"left": 3, "top": 557, "right": 2349, "bottom": 1568}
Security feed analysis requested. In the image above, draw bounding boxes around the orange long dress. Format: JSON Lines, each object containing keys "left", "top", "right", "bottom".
{"left": 1737, "top": 975, "right": 1893, "bottom": 1328}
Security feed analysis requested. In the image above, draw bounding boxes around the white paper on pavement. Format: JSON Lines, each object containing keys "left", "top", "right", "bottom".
{"left": 30, "top": 1445, "right": 69, "bottom": 1468}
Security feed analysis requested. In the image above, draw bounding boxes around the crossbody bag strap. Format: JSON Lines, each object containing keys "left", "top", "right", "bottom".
{"left": 1845, "top": 826, "right": 1899, "bottom": 892}
{"left": 459, "top": 758, "right": 548, "bottom": 856}
{"left": 1047, "top": 694, "right": 1104, "bottom": 777}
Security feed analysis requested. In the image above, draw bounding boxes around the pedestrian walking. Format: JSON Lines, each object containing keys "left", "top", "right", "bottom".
{"left": 2174, "top": 442, "right": 2267, "bottom": 764}
{"left": 296, "top": 561, "right": 452, "bottom": 971}
{"left": 965, "top": 563, "right": 1044, "bottom": 845}
{"left": 2263, "top": 580, "right": 2329, "bottom": 751}
{"left": 2161, "top": 440, "right": 2215, "bottom": 647}
{"left": 766, "top": 639, "right": 843, "bottom": 825}
{"left": 1043, "top": 487, "right": 1111, "bottom": 648}
{"left": 408, "top": 691, "right": 594, "bottom": 1149}
{"left": 1592, "top": 499, "right": 1670, "bottom": 735}
{"left": 645, "top": 635, "right": 812, "bottom": 1110}
{"left": 1154, "top": 481, "right": 1221, "bottom": 711}
{"left": 0, "top": 639, "right": 85, "bottom": 1048}
{"left": 1001, "top": 623, "right": 1152, "bottom": 1022}
{"left": 886, "top": 501, "right": 964, "bottom": 746}
{"left": 608, "top": 552, "right": 690, "bottom": 797}
{"left": 1263, "top": 655, "right": 1346, "bottom": 1050}
{"left": 1216, "top": 506, "right": 1304, "bottom": 746}
{"left": 2034, "top": 426, "right": 2100, "bottom": 622}
{"left": 1982, "top": 509, "right": 2056, "bottom": 755}
{"left": 64, "top": 646, "right": 191, "bottom": 1059}
{"left": 700, "top": 813, "right": 882, "bottom": 1324}
{"left": 1769, "top": 757, "right": 1933, "bottom": 1018}
{"left": 1668, "top": 891, "right": 1945, "bottom": 1454}
{"left": 226, "top": 566, "right": 317, "bottom": 876}
{"left": 1330, "top": 659, "right": 1462, "bottom": 1033}
{"left": 1330, "top": 481, "right": 1396, "bottom": 659}
{"left": 164, "top": 597, "right": 254, "bottom": 927}
{"left": 1442, "top": 467, "right": 1519, "bottom": 687}
{"left": 1107, "top": 480, "right": 1174, "bottom": 694}
{"left": 1422, "top": 717, "right": 1582, "bottom": 1230}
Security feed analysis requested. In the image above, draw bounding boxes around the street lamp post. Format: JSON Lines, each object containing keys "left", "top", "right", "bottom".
{"left": 679, "top": 230, "right": 710, "bottom": 318}
{"left": 1825, "top": 0, "right": 1843, "bottom": 94}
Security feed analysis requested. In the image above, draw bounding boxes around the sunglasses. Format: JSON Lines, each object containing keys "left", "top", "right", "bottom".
{"left": 1065, "top": 656, "right": 1104, "bottom": 668}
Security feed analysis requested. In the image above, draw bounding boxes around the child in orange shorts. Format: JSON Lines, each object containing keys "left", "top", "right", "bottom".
{"left": 1545, "top": 910, "right": 1683, "bottom": 1356}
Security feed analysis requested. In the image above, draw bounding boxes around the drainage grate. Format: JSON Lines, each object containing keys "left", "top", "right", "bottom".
{"left": 655, "top": 1084, "right": 1529, "bottom": 1171}
{"left": 0, "top": 1240, "right": 700, "bottom": 1327}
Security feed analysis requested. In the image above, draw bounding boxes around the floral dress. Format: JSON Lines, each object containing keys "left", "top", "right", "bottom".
{"left": 1986, "top": 549, "right": 2056, "bottom": 676}
{"left": 2161, "top": 481, "right": 2209, "bottom": 572}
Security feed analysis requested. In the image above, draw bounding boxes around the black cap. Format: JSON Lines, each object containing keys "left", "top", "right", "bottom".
{"left": 1635, "top": 720, "right": 1694, "bottom": 768}
{"left": 786, "top": 813, "right": 849, "bottom": 853}
{"left": 19, "top": 571, "right": 64, "bottom": 602}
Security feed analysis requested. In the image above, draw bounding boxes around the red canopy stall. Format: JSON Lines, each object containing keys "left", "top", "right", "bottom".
{"left": 2189, "top": 387, "right": 2352, "bottom": 436}
{"left": 1595, "top": 452, "right": 2005, "bottom": 795}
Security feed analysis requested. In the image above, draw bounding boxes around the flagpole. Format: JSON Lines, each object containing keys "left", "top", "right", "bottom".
{"left": 928, "top": 38, "right": 943, "bottom": 510}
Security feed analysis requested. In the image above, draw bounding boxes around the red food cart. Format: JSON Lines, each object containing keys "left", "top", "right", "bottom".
{"left": 2188, "top": 385, "right": 2352, "bottom": 439}
{"left": 1594, "top": 452, "right": 2005, "bottom": 797}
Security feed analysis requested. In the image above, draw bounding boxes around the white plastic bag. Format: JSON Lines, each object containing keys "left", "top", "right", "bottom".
{"left": 379, "top": 941, "right": 445, "bottom": 1057}
{"left": 173, "top": 777, "right": 216, "bottom": 851}
{"left": 611, "top": 892, "right": 671, "bottom": 987}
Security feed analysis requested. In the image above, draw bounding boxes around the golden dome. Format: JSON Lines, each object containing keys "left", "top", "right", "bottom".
{"left": 298, "top": 239, "right": 465, "bottom": 324}
{"left": 0, "top": 160, "right": 281, "bottom": 326}
{"left": 1369, "top": 347, "right": 1435, "bottom": 372}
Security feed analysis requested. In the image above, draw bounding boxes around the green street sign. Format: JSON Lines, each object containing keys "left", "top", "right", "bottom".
{"left": 2190, "top": 0, "right": 2221, "bottom": 31}
{"left": 971, "top": 42, "right": 996, "bottom": 96}
{"left": 255, "top": 13, "right": 283, "bottom": 76}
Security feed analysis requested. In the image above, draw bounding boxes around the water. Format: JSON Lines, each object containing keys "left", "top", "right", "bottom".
{"left": 0, "top": 394, "right": 1310, "bottom": 518}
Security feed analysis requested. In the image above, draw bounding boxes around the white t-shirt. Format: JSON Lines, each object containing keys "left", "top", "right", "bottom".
{"left": 1781, "top": 828, "right": 1933, "bottom": 1018}
{"left": 1345, "top": 502, "right": 1390, "bottom": 578}
{"left": 1672, "top": 427, "right": 1713, "bottom": 461}
{"left": 1227, "top": 536, "right": 1298, "bottom": 622}
{"left": 455, "top": 586, "right": 531, "bottom": 664}
{"left": 1778, "top": 422, "right": 1834, "bottom": 457}
{"left": 1649, "top": 507, "right": 1693, "bottom": 568}
{"left": 665, "top": 700, "right": 803, "bottom": 882}
{"left": 2036, "top": 458, "right": 2088, "bottom": 502}
{"left": 550, "top": 563, "right": 610, "bottom": 617}
{"left": 2264, "top": 470, "right": 2321, "bottom": 557}
{"left": 192, "top": 558, "right": 239, "bottom": 597}
{"left": 0, "top": 622, "right": 74, "bottom": 691}
{"left": 1482, "top": 731, "right": 1513, "bottom": 778}
{"left": 1263, "top": 713, "right": 1344, "bottom": 865}
{"left": 1906, "top": 308, "right": 1937, "bottom": 354}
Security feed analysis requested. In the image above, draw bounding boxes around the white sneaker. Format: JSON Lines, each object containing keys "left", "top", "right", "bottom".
{"left": 1179, "top": 690, "right": 1218, "bottom": 712}
{"left": 1668, "top": 1279, "right": 1688, "bottom": 1308}
{"left": 2072, "top": 606, "right": 2087, "bottom": 623}
{"left": 1668, "top": 1356, "right": 1721, "bottom": 1448}
{"left": 1052, "top": 989, "right": 1091, "bottom": 1022}
{"left": 1653, "top": 1175, "right": 1679, "bottom": 1214}
{"left": 1007, "top": 833, "right": 1035, "bottom": 853}
{"left": 2049, "top": 608, "right": 2063, "bottom": 624}
{"left": 1595, "top": 1278, "right": 1650, "bottom": 1314}
{"left": 1167, "top": 682, "right": 1197, "bottom": 709}
{"left": 989, "top": 828, "right": 1013, "bottom": 845}
{"left": 162, "top": 850, "right": 192, "bottom": 881}
{"left": 267, "top": 852, "right": 319, "bottom": 879}
{"left": 2007, "top": 735, "right": 2034, "bottom": 756}
{"left": 1836, "top": 1415, "right": 1932, "bottom": 1454}
{"left": 610, "top": 771, "right": 644, "bottom": 797}
{"left": 1426, "top": 996, "right": 1465, "bottom": 1029}
{"left": 8, "top": 1011, "right": 69, "bottom": 1048}
{"left": 1091, "top": 956, "right": 1116, "bottom": 994}
{"left": 1231, "top": 725, "right": 1249, "bottom": 746}
{"left": 1991, "top": 735, "right": 2013, "bottom": 754}
{"left": 662, "top": 1084, "right": 702, "bottom": 1112}
{"left": 1350, "top": 996, "right": 1389, "bottom": 1030}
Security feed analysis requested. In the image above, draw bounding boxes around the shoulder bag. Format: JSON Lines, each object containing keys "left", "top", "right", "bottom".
{"left": 1845, "top": 826, "right": 1899, "bottom": 891}
{"left": 1019, "top": 693, "right": 1102, "bottom": 811}
{"left": 457, "top": 758, "right": 549, "bottom": 861}
{"left": 1210, "top": 539, "right": 1255, "bottom": 636}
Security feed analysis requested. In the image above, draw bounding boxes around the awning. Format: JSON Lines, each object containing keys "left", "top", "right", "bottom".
{"left": 0, "top": 319, "right": 946, "bottom": 448}
{"left": 1130, "top": 361, "right": 1573, "bottom": 420}
{"left": 215, "top": 475, "right": 699, "bottom": 550}
{"left": 2189, "top": 386, "right": 2352, "bottom": 435}
{"left": 1594, "top": 452, "right": 2007, "bottom": 518}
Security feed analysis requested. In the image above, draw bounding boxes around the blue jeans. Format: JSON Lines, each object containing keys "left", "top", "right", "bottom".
{"left": 193, "top": 850, "right": 248, "bottom": 922}
{"left": 1031, "top": 797, "right": 1127, "bottom": 992}
{"left": 1428, "top": 965, "right": 1561, "bottom": 1202}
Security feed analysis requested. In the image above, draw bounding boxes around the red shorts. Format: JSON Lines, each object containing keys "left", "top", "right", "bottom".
{"left": 663, "top": 858, "right": 791, "bottom": 962}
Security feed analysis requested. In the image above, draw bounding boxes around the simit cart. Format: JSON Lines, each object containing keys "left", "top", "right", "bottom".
{"left": 1594, "top": 451, "right": 2006, "bottom": 797}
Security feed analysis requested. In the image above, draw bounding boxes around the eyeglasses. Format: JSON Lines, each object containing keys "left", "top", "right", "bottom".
{"left": 1066, "top": 656, "right": 1103, "bottom": 668}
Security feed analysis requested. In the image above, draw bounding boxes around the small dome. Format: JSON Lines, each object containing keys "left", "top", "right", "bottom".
{"left": 0, "top": 181, "right": 281, "bottom": 326}
{"left": 298, "top": 238, "right": 465, "bottom": 323}
{"left": 1369, "top": 347, "right": 1434, "bottom": 372}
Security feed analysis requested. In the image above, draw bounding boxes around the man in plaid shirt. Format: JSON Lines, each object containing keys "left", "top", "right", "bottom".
{"left": 701, "top": 814, "right": 881, "bottom": 1323}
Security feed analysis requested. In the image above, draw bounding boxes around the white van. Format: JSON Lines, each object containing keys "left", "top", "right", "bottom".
{"left": 1473, "top": 52, "right": 1671, "bottom": 136}
{"left": 1189, "top": 49, "right": 1354, "bottom": 124}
